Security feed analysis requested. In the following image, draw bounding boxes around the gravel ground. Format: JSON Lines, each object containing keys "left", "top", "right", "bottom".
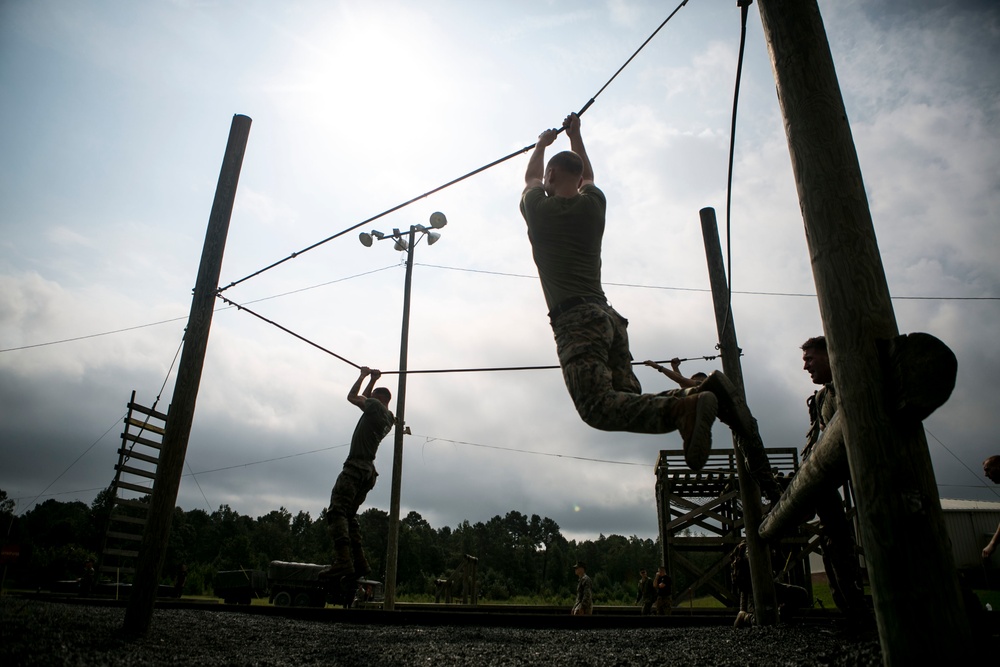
{"left": 0, "top": 596, "right": 899, "bottom": 667}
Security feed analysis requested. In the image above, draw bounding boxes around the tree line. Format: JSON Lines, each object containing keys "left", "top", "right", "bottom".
{"left": 1, "top": 487, "right": 707, "bottom": 604}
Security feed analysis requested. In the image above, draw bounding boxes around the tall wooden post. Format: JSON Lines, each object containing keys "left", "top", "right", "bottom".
{"left": 700, "top": 207, "right": 777, "bottom": 626}
{"left": 755, "top": 2, "right": 970, "bottom": 662}
{"left": 383, "top": 225, "right": 417, "bottom": 611}
{"left": 123, "top": 114, "right": 251, "bottom": 635}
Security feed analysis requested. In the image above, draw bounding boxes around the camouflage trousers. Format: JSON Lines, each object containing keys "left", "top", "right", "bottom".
{"left": 551, "top": 302, "right": 682, "bottom": 433}
{"left": 326, "top": 461, "right": 377, "bottom": 546}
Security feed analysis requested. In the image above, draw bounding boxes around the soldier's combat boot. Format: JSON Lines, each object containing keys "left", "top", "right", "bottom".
{"left": 351, "top": 543, "right": 371, "bottom": 577}
{"left": 319, "top": 542, "right": 353, "bottom": 579}
{"left": 696, "top": 371, "right": 756, "bottom": 439}
{"left": 670, "top": 393, "right": 717, "bottom": 471}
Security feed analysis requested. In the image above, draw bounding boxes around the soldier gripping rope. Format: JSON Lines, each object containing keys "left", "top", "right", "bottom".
{"left": 519, "top": 112, "right": 768, "bottom": 471}
{"left": 321, "top": 367, "right": 394, "bottom": 580}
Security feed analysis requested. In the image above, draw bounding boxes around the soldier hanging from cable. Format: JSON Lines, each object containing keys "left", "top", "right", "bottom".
{"left": 321, "top": 367, "right": 394, "bottom": 579}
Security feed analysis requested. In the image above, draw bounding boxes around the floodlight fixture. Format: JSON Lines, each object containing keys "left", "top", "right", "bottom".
{"left": 359, "top": 232, "right": 373, "bottom": 247}
{"left": 427, "top": 231, "right": 441, "bottom": 245}
{"left": 394, "top": 238, "right": 408, "bottom": 252}
{"left": 429, "top": 211, "right": 447, "bottom": 229}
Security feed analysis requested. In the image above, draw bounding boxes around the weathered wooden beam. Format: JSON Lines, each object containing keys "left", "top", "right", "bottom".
{"left": 759, "top": 412, "right": 846, "bottom": 539}
{"left": 700, "top": 207, "right": 777, "bottom": 625}
{"left": 756, "top": 1, "right": 969, "bottom": 662}
{"left": 122, "top": 114, "right": 251, "bottom": 636}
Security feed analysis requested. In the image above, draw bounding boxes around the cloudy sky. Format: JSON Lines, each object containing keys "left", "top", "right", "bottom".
{"left": 2, "top": 0, "right": 998, "bottom": 543}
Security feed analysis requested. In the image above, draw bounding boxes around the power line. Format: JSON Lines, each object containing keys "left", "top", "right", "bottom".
{"left": 0, "top": 265, "right": 398, "bottom": 354}
{"left": 4, "top": 261, "right": 994, "bottom": 354}
{"left": 15, "top": 414, "right": 124, "bottom": 516}
{"left": 0, "top": 317, "right": 189, "bottom": 352}
{"left": 411, "top": 433, "right": 648, "bottom": 468}
{"left": 15, "top": 434, "right": 646, "bottom": 506}
{"left": 183, "top": 443, "right": 350, "bottom": 477}
{"left": 926, "top": 427, "right": 1000, "bottom": 501}
{"left": 417, "top": 263, "right": 1000, "bottom": 300}
{"left": 18, "top": 428, "right": 999, "bottom": 509}
{"left": 216, "top": 294, "right": 362, "bottom": 369}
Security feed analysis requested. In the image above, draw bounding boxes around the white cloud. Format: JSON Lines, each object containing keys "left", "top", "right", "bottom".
{"left": 2, "top": 0, "right": 998, "bottom": 537}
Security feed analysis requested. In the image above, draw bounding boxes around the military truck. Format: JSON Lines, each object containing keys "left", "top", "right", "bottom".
{"left": 214, "top": 561, "right": 382, "bottom": 609}
{"left": 213, "top": 568, "right": 268, "bottom": 605}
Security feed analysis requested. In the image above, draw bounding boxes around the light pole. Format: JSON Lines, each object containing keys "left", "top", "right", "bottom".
{"left": 359, "top": 211, "right": 446, "bottom": 610}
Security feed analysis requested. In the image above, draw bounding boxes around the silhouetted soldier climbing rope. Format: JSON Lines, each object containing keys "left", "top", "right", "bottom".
{"left": 519, "top": 112, "right": 759, "bottom": 471}
{"left": 321, "top": 367, "right": 394, "bottom": 579}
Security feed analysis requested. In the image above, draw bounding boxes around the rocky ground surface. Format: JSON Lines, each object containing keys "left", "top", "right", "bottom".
{"left": 0, "top": 596, "right": 988, "bottom": 666}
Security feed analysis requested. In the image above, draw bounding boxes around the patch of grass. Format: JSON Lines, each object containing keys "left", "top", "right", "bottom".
{"left": 678, "top": 596, "right": 726, "bottom": 609}
{"left": 973, "top": 589, "right": 1000, "bottom": 611}
{"left": 811, "top": 581, "right": 836, "bottom": 610}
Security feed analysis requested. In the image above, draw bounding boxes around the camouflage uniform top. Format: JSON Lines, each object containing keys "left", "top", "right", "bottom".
{"left": 803, "top": 383, "right": 837, "bottom": 461}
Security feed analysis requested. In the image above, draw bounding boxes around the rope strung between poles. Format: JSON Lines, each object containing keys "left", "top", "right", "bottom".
{"left": 219, "top": 290, "right": 720, "bottom": 376}
{"left": 719, "top": 0, "right": 753, "bottom": 344}
{"left": 216, "top": 294, "right": 363, "bottom": 369}
{"left": 217, "top": 0, "right": 696, "bottom": 295}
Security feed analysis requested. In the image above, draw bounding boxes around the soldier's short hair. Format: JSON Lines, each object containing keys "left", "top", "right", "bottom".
{"left": 800, "top": 336, "right": 826, "bottom": 353}
{"left": 547, "top": 150, "right": 583, "bottom": 177}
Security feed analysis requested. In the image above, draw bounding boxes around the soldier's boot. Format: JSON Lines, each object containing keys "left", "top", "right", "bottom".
{"left": 319, "top": 542, "right": 353, "bottom": 579}
{"left": 695, "top": 371, "right": 756, "bottom": 439}
{"left": 669, "top": 393, "right": 718, "bottom": 471}
{"left": 351, "top": 543, "right": 371, "bottom": 577}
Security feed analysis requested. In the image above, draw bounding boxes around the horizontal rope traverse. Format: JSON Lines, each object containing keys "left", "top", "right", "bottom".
{"left": 216, "top": 294, "right": 717, "bottom": 375}
{"left": 216, "top": 0, "right": 695, "bottom": 295}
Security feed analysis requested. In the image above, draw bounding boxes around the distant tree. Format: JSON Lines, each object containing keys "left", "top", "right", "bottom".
{"left": 210, "top": 504, "right": 253, "bottom": 570}
{"left": 0, "top": 488, "right": 16, "bottom": 518}
{"left": 397, "top": 510, "right": 445, "bottom": 592}
{"left": 0, "top": 489, "right": 16, "bottom": 551}
{"left": 291, "top": 510, "right": 326, "bottom": 563}
{"left": 19, "top": 499, "right": 93, "bottom": 585}
{"left": 252, "top": 507, "right": 293, "bottom": 567}
{"left": 356, "top": 508, "right": 388, "bottom": 579}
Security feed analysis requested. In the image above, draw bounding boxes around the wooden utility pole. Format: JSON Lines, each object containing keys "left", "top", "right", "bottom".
{"left": 700, "top": 207, "right": 777, "bottom": 626}
{"left": 382, "top": 225, "right": 417, "bottom": 612}
{"left": 755, "top": 2, "right": 970, "bottom": 662}
{"left": 123, "top": 114, "right": 251, "bottom": 635}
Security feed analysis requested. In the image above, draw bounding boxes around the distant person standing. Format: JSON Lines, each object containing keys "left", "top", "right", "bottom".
{"left": 635, "top": 568, "right": 656, "bottom": 615}
{"left": 571, "top": 561, "right": 593, "bottom": 615}
{"left": 983, "top": 455, "right": 1000, "bottom": 559}
{"left": 322, "top": 367, "right": 394, "bottom": 578}
{"left": 653, "top": 565, "right": 672, "bottom": 615}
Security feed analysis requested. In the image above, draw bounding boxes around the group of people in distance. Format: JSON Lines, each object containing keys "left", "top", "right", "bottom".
{"left": 318, "top": 112, "right": 992, "bottom": 628}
